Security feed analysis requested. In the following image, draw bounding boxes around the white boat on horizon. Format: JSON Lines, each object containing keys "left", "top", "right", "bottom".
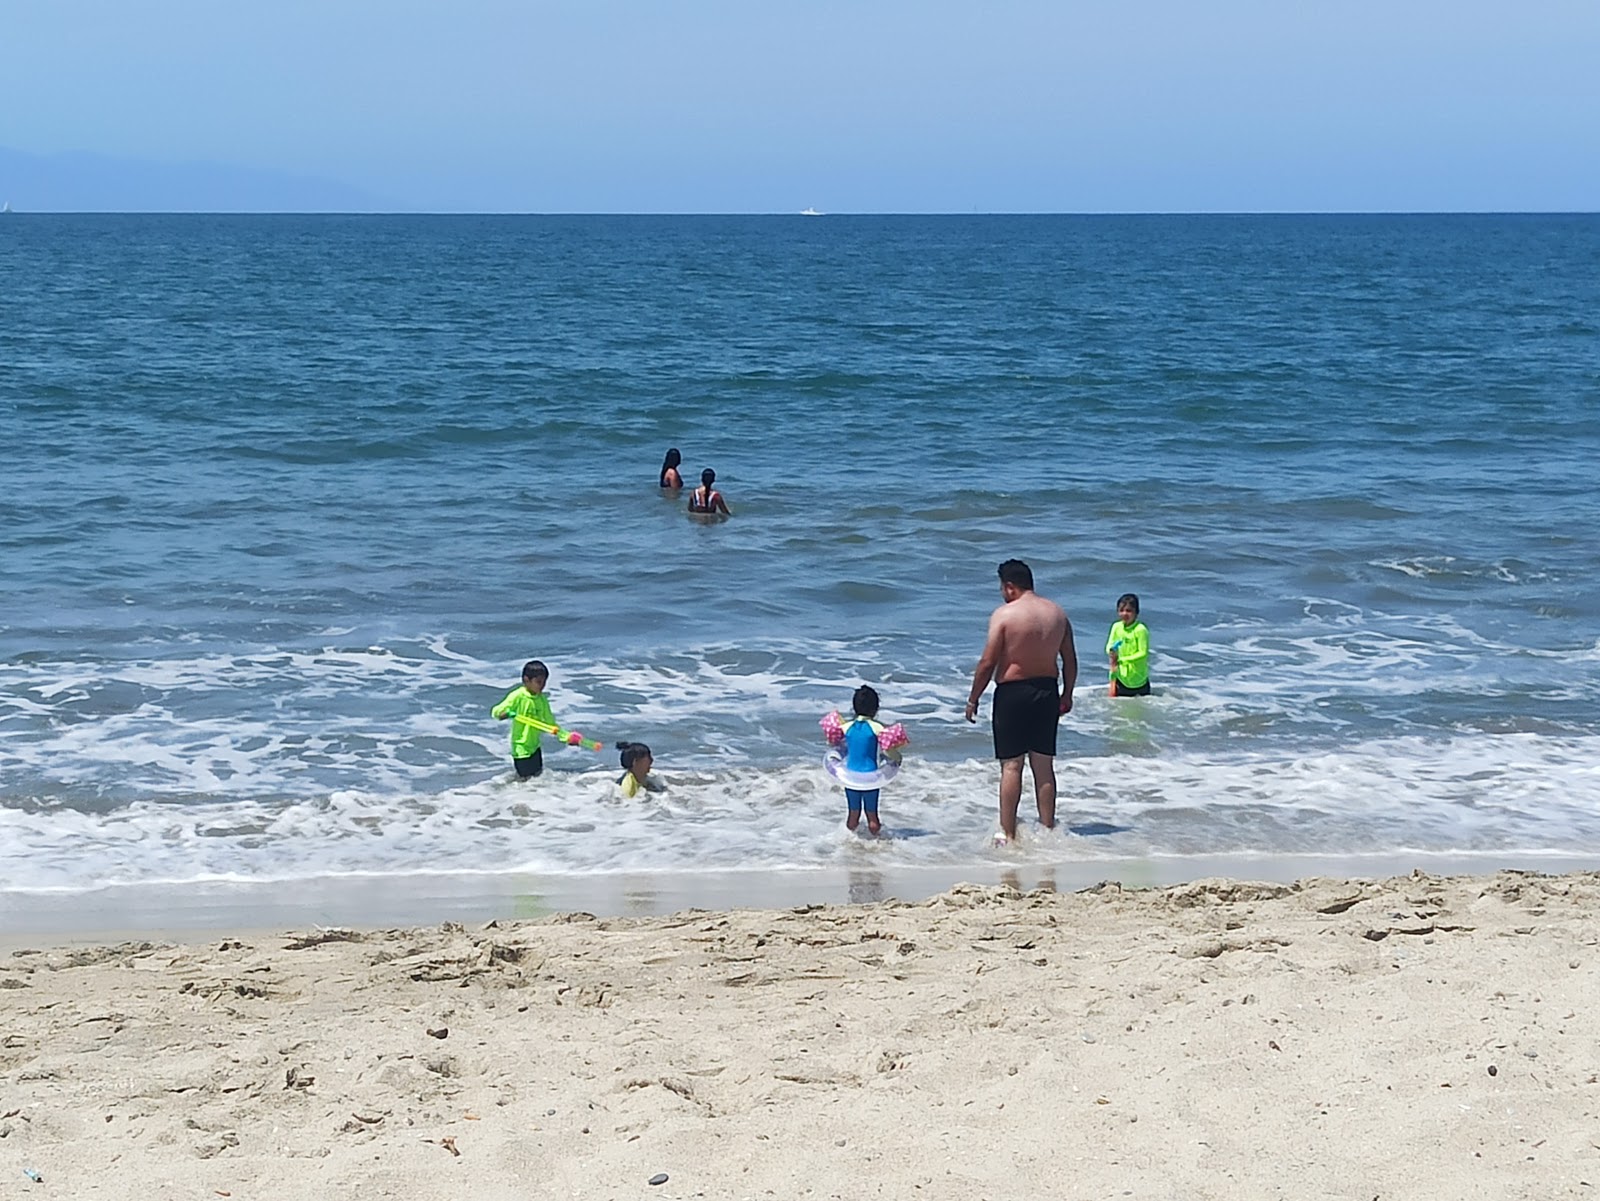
{"left": 800, "top": 206, "right": 823, "bottom": 216}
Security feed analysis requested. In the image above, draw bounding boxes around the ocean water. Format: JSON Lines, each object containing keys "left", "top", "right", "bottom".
{"left": 2, "top": 213, "right": 1599, "bottom": 907}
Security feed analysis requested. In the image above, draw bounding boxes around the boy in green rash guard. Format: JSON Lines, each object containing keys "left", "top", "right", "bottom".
{"left": 492, "top": 659, "right": 566, "bottom": 778}
{"left": 1106, "top": 594, "right": 1151, "bottom": 697}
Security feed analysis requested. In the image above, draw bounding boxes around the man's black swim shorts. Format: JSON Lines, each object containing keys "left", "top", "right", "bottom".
{"left": 992, "top": 676, "right": 1059, "bottom": 760}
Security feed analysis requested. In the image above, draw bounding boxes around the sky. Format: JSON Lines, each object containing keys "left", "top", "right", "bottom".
{"left": 1, "top": 0, "right": 1597, "bottom": 212}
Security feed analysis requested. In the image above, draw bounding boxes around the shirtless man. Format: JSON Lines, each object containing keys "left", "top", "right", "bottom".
{"left": 964, "top": 559, "right": 1078, "bottom": 843}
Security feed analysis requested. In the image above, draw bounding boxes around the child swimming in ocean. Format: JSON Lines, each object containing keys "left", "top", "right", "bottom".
{"left": 821, "top": 685, "right": 909, "bottom": 835}
{"left": 616, "top": 741, "right": 663, "bottom": 798}
{"left": 687, "top": 467, "right": 731, "bottom": 517}
{"left": 491, "top": 660, "right": 595, "bottom": 777}
{"left": 1106, "top": 593, "right": 1151, "bottom": 697}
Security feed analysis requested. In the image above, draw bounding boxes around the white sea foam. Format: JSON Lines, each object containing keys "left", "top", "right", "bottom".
{"left": 4, "top": 609, "right": 1599, "bottom": 898}
{"left": 1371, "top": 555, "right": 1559, "bottom": 586}
{"left": 3, "top": 729, "right": 1599, "bottom": 895}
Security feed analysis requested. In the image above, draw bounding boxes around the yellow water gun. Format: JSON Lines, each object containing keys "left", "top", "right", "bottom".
{"left": 514, "top": 713, "right": 603, "bottom": 752}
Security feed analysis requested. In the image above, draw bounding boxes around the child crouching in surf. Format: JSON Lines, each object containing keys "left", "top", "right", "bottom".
{"left": 820, "top": 685, "right": 909, "bottom": 835}
{"left": 616, "top": 741, "right": 664, "bottom": 798}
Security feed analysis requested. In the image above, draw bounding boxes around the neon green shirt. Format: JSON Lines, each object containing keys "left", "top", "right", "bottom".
{"left": 1106, "top": 620, "right": 1150, "bottom": 689}
{"left": 492, "top": 685, "right": 556, "bottom": 759}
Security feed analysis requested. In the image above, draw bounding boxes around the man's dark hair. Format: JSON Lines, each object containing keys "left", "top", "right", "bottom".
{"left": 522, "top": 660, "right": 549, "bottom": 681}
{"left": 1116, "top": 593, "right": 1140, "bottom": 614}
{"left": 997, "top": 559, "right": 1034, "bottom": 591}
{"left": 851, "top": 685, "right": 880, "bottom": 719}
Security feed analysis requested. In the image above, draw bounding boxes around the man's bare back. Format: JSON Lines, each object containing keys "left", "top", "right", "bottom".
{"left": 965, "top": 587, "right": 1077, "bottom": 719}
{"left": 989, "top": 591, "right": 1072, "bottom": 685}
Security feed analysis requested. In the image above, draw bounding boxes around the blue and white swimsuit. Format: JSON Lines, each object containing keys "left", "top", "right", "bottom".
{"left": 824, "top": 716, "right": 901, "bottom": 810}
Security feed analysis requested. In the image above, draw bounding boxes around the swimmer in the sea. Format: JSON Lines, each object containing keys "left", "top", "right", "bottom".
{"left": 659, "top": 448, "right": 684, "bottom": 491}
{"left": 687, "top": 467, "right": 731, "bottom": 517}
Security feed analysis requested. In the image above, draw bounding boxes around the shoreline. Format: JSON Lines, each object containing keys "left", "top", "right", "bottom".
{"left": 3, "top": 867, "right": 1596, "bottom": 1199}
{"left": 4, "top": 848, "right": 1597, "bottom": 946}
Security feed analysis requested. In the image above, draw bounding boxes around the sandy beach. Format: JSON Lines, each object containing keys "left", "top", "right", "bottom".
{"left": 4, "top": 870, "right": 1599, "bottom": 1200}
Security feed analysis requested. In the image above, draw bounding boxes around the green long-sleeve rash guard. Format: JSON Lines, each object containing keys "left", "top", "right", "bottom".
{"left": 1106, "top": 620, "right": 1150, "bottom": 690}
{"left": 492, "top": 685, "right": 557, "bottom": 759}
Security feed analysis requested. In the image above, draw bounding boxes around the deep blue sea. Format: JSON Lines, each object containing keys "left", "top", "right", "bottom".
{"left": 2, "top": 214, "right": 1598, "bottom": 906}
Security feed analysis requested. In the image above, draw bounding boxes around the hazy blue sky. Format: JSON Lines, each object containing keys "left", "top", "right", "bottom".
{"left": 2, "top": 0, "right": 1597, "bottom": 212}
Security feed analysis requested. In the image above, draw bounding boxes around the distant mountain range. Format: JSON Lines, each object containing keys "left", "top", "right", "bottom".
{"left": 0, "top": 146, "right": 391, "bottom": 213}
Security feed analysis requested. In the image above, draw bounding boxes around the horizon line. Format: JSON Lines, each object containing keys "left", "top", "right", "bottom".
{"left": 4, "top": 208, "right": 1597, "bottom": 217}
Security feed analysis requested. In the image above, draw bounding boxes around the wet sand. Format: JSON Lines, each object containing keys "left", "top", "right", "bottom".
{"left": 5, "top": 850, "right": 1591, "bottom": 942}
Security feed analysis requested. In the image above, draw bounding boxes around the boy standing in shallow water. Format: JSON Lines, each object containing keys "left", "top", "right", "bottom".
{"left": 492, "top": 659, "right": 567, "bottom": 778}
{"left": 1106, "top": 593, "right": 1151, "bottom": 697}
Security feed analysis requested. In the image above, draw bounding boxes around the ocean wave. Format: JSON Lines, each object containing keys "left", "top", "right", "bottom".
{"left": 3, "top": 732, "right": 1598, "bottom": 895}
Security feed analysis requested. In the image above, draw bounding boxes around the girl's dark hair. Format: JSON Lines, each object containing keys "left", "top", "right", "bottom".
{"left": 1116, "top": 593, "right": 1140, "bottom": 614}
{"left": 617, "top": 741, "right": 651, "bottom": 771}
{"left": 691, "top": 467, "right": 716, "bottom": 512}
{"left": 659, "top": 448, "right": 682, "bottom": 487}
{"left": 851, "top": 685, "right": 880, "bottom": 719}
